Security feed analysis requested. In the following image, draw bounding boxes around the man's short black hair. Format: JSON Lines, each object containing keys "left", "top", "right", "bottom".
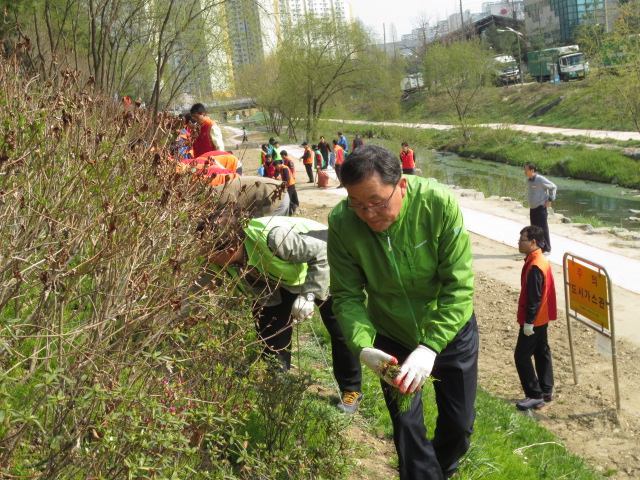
{"left": 524, "top": 162, "right": 537, "bottom": 171}
{"left": 280, "top": 150, "right": 288, "bottom": 156}
{"left": 190, "top": 103, "right": 206, "bottom": 115}
{"left": 340, "top": 145, "right": 402, "bottom": 187}
{"left": 520, "top": 225, "right": 544, "bottom": 245}
{"left": 401, "top": 141, "right": 409, "bottom": 147}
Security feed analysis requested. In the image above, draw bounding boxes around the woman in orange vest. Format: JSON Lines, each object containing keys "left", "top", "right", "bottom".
{"left": 514, "top": 225, "right": 557, "bottom": 411}
{"left": 400, "top": 142, "right": 415, "bottom": 175}
{"left": 332, "top": 140, "right": 345, "bottom": 188}
{"left": 276, "top": 162, "right": 298, "bottom": 215}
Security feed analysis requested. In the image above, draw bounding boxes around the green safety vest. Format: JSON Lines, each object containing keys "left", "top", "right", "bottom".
{"left": 209, "top": 216, "right": 327, "bottom": 296}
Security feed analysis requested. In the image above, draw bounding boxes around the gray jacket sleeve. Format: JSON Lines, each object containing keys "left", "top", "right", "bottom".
{"left": 540, "top": 175, "right": 557, "bottom": 202}
{"left": 267, "top": 227, "right": 329, "bottom": 300}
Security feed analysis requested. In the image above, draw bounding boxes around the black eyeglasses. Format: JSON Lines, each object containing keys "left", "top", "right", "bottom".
{"left": 347, "top": 184, "right": 397, "bottom": 212}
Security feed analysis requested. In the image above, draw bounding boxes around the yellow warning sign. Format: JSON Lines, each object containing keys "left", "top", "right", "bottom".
{"left": 567, "top": 259, "right": 609, "bottom": 330}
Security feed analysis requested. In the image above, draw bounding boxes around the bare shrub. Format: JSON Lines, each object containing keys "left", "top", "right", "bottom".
{"left": 0, "top": 45, "right": 335, "bottom": 478}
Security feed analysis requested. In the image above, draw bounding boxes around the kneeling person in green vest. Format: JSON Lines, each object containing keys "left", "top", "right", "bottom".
{"left": 205, "top": 214, "right": 363, "bottom": 414}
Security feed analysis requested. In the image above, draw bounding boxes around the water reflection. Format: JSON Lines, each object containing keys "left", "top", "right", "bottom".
{"left": 421, "top": 152, "right": 640, "bottom": 232}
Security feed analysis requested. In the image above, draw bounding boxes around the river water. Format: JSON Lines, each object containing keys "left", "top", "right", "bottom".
{"left": 418, "top": 151, "right": 640, "bottom": 232}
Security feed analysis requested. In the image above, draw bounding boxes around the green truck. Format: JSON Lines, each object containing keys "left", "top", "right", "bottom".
{"left": 527, "top": 45, "right": 589, "bottom": 82}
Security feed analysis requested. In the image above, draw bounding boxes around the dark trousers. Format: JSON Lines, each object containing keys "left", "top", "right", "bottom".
{"left": 321, "top": 152, "right": 329, "bottom": 169}
{"left": 514, "top": 323, "right": 554, "bottom": 399}
{"left": 334, "top": 164, "right": 342, "bottom": 186}
{"left": 287, "top": 185, "right": 299, "bottom": 214}
{"left": 530, "top": 205, "right": 551, "bottom": 252}
{"left": 402, "top": 168, "right": 415, "bottom": 175}
{"left": 375, "top": 313, "right": 478, "bottom": 480}
{"left": 253, "top": 289, "right": 361, "bottom": 392}
{"left": 304, "top": 163, "right": 314, "bottom": 183}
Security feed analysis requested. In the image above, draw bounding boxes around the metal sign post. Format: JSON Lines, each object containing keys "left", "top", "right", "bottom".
{"left": 563, "top": 253, "right": 620, "bottom": 410}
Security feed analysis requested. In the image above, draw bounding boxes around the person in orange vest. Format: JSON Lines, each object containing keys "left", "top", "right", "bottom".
{"left": 276, "top": 161, "right": 298, "bottom": 215}
{"left": 300, "top": 142, "right": 314, "bottom": 183}
{"left": 400, "top": 142, "right": 415, "bottom": 175}
{"left": 281, "top": 150, "right": 295, "bottom": 180}
{"left": 190, "top": 103, "right": 224, "bottom": 158}
{"left": 332, "top": 139, "right": 345, "bottom": 188}
{"left": 514, "top": 225, "right": 557, "bottom": 411}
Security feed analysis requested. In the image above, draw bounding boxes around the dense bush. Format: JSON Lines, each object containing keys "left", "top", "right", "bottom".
{"left": 0, "top": 50, "right": 351, "bottom": 478}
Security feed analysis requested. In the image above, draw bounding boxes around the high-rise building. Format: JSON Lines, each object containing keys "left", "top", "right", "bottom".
{"left": 524, "top": 0, "right": 615, "bottom": 45}
{"left": 218, "top": 0, "right": 352, "bottom": 93}
{"left": 277, "top": 0, "right": 351, "bottom": 26}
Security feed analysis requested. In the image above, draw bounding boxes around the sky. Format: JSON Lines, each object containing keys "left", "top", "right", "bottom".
{"left": 347, "top": 0, "right": 487, "bottom": 41}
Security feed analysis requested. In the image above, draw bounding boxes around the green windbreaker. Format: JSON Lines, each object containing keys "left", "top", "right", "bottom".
{"left": 328, "top": 175, "right": 474, "bottom": 355}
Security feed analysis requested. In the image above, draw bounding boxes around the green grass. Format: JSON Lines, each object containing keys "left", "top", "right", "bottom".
{"left": 570, "top": 215, "right": 607, "bottom": 229}
{"left": 318, "top": 119, "right": 640, "bottom": 189}
{"left": 294, "top": 316, "right": 604, "bottom": 480}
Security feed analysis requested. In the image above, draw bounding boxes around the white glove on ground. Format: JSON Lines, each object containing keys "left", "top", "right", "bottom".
{"left": 360, "top": 347, "right": 398, "bottom": 386}
{"left": 523, "top": 324, "right": 535, "bottom": 336}
{"left": 395, "top": 345, "right": 437, "bottom": 394}
{"left": 291, "top": 295, "right": 314, "bottom": 321}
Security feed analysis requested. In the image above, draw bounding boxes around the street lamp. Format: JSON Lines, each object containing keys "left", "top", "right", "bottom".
{"left": 497, "top": 26, "right": 524, "bottom": 86}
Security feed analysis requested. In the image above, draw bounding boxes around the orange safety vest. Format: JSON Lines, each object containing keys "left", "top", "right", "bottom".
{"left": 334, "top": 145, "right": 344, "bottom": 165}
{"left": 302, "top": 147, "right": 313, "bottom": 165}
{"left": 400, "top": 149, "right": 415, "bottom": 169}
{"left": 517, "top": 249, "right": 557, "bottom": 327}
{"left": 283, "top": 157, "right": 295, "bottom": 178}
{"left": 280, "top": 165, "right": 295, "bottom": 186}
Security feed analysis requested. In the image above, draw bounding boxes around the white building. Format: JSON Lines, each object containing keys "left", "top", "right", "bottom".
{"left": 481, "top": 0, "right": 524, "bottom": 20}
{"left": 277, "top": 0, "right": 351, "bottom": 25}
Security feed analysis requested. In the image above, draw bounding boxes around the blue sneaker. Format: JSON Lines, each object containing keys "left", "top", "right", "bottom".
{"left": 516, "top": 397, "right": 545, "bottom": 411}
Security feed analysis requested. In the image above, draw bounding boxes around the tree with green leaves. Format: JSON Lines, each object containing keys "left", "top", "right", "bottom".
{"left": 422, "top": 40, "right": 496, "bottom": 139}
{"left": 577, "top": 2, "right": 640, "bottom": 133}
{"left": 238, "top": 15, "right": 402, "bottom": 140}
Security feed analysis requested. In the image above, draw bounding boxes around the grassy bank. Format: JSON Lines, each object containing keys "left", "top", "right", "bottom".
{"left": 324, "top": 75, "right": 634, "bottom": 133}
{"left": 318, "top": 120, "right": 640, "bottom": 189}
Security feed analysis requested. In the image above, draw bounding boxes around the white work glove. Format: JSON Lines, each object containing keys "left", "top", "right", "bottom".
{"left": 395, "top": 345, "right": 437, "bottom": 394}
{"left": 523, "top": 324, "right": 535, "bottom": 336}
{"left": 360, "top": 347, "right": 398, "bottom": 386}
{"left": 291, "top": 295, "right": 314, "bottom": 321}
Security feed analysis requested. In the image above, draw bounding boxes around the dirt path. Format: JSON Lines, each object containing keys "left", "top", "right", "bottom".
{"left": 232, "top": 137, "right": 640, "bottom": 479}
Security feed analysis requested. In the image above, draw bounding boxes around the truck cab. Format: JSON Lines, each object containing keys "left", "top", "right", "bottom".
{"left": 559, "top": 52, "right": 589, "bottom": 81}
{"left": 494, "top": 55, "right": 520, "bottom": 85}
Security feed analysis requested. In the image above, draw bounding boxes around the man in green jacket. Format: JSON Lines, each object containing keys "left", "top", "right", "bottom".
{"left": 328, "top": 145, "right": 478, "bottom": 479}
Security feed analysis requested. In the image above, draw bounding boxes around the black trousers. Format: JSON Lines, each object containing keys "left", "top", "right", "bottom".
{"left": 253, "top": 288, "right": 361, "bottom": 392}
{"left": 402, "top": 168, "right": 415, "bottom": 175}
{"left": 287, "top": 185, "right": 299, "bottom": 214}
{"left": 304, "top": 163, "right": 314, "bottom": 183}
{"left": 514, "top": 323, "right": 554, "bottom": 399}
{"left": 375, "top": 313, "right": 478, "bottom": 480}
{"left": 530, "top": 205, "right": 551, "bottom": 252}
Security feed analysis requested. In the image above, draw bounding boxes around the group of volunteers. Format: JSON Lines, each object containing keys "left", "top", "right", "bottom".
{"left": 172, "top": 105, "right": 558, "bottom": 479}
